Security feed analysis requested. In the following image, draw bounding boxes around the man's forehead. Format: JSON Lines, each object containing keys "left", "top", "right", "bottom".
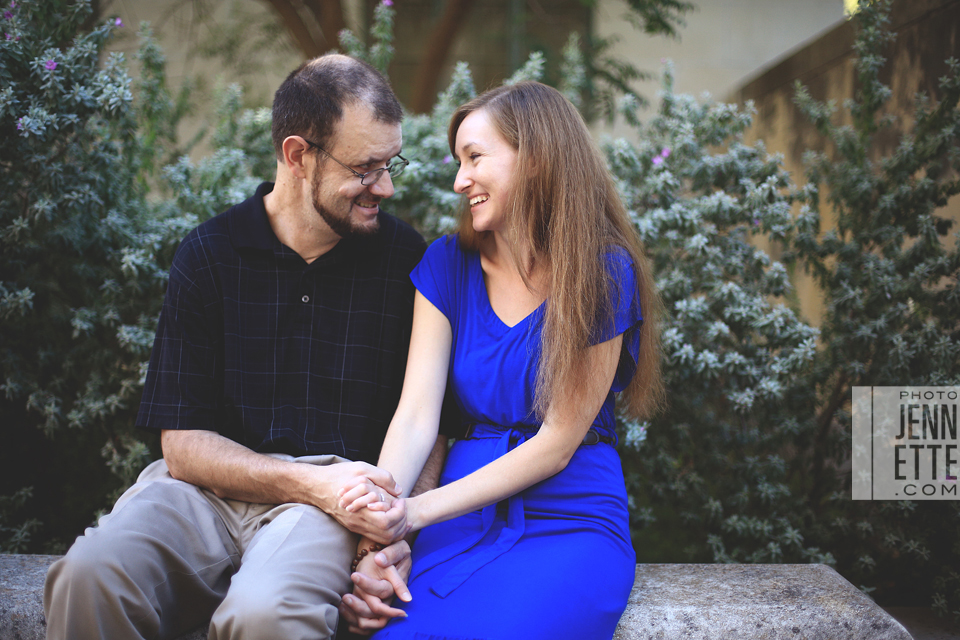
{"left": 329, "top": 107, "right": 402, "bottom": 157}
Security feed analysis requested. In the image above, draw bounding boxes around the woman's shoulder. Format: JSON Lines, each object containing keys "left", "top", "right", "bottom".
{"left": 424, "top": 233, "right": 472, "bottom": 265}
{"left": 426, "top": 232, "right": 462, "bottom": 251}
{"left": 602, "top": 244, "right": 637, "bottom": 280}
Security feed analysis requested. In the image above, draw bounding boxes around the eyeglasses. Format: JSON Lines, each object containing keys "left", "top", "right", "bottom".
{"left": 303, "top": 138, "right": 409, "bottom": 186}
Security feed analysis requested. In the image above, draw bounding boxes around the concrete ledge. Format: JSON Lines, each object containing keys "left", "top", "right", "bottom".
{"left": 2, "top": 555, "right": 912, "bottom": 640}
{"left": 615, "top": 563, "right": 912, "bottom": 640}
{"left": 0, "top": 555, "right": 205, "bottom": 640}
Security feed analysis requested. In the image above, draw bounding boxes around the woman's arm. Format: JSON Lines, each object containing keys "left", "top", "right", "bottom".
{"left": 375, "top": 291, "right": 455, "bottom": 497}
{"left": 402, "top": 331, "right": 622, "bottom": 533}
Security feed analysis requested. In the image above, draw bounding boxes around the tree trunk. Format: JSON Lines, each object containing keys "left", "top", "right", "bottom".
{"left": 304, "top": 0, "right": 347, "bottom": 52}
{"left": 411, "top": 0, "right": 476, "bottom": 114}
{"left": 262, "top": 0, "right": 346, "bottom": 59}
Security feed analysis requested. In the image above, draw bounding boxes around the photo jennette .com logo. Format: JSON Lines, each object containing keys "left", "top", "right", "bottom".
{"left": 852, "top": 386, "right": 959, "bottom": 500}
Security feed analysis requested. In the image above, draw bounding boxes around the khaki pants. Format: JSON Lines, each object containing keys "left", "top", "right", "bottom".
{"left": 44, "top": 455, "right": 358, "bottom": 640}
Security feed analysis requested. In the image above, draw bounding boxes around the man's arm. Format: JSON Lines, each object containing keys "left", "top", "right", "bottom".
{"left": 408, "top": 434, "right": 447, "bottom": 499}
{"left": 161, "top": 429, "right": 406, "bottom": 543}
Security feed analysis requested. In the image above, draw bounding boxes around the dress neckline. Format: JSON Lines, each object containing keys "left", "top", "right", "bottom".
{"left": 472, "top": 251, "right": 545, "bottom": 331}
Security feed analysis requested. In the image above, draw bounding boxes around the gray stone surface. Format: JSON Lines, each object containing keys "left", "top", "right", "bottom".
{"left": 615, "top": 563, "right": 913, "bottom": 640}
{"left": 0, "top": 555, "right": 205, "bottom": 640}
{"left": 1, "top": 556, "right": 925, "bottom": 640}
{"left": 0, "top": 554, "right": 52, "bottom": 640}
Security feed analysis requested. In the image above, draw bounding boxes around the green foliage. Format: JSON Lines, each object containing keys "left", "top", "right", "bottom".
{"left": 0, "top": 1, "right": 190, "bottom": 550}
{"left": 0, "top": 1, "right": 263, "bottom": 551}
{"left": 620, "top": 0, "right": 696, "bottom": 38}
{"left": 0, "top": 487, "right": 41, "bottom": 553}
{"left": 608, "top": 64, "right": 827, "bottom": 566}
{"left": 338, "top": 0, "right": 395, "bottom": 77}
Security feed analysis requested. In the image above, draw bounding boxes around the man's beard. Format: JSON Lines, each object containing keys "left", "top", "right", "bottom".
{"left": 311, "top": 169, "right": 380, "bottom": 238}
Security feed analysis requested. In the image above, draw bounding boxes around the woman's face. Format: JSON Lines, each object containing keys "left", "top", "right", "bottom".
{"left": 452, "top": 109, "right": 519, "bottom": 234}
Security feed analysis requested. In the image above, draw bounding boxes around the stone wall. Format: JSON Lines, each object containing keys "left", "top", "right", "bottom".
{"left": 729, "top": 0, "right": 960, "bottom": 325}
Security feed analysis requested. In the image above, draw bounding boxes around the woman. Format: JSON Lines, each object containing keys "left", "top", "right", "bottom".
{"left": 340, "top": 81, "right": 663, "bottom": 639}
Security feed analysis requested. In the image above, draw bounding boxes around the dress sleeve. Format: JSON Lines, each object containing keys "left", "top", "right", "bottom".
{"left": 410, "top": 235, "right": 459, "bottom": 323}
{"left": 594, "top": 247, "right": 644, "bottom": 393}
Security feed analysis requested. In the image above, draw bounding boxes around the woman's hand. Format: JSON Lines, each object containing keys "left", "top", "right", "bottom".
{"left": 338, "top": 475, "right": 401, "bottom": 512}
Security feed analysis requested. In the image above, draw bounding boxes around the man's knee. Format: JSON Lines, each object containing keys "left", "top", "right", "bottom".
{"left": 209, "top": 583, "right": 341, "bottom": 640}
{"left": 44, "top": 534, "right": 159, "bottom": 640}
{"left": 46, "top": 526, "right": 138, "bottom": 601}
{"left": 46, "top": 477, "right": 239, "bottom": 639}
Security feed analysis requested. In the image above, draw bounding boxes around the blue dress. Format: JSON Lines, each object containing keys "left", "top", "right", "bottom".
{"left": 372, "top": 235, "right": 640, "bottom": 640}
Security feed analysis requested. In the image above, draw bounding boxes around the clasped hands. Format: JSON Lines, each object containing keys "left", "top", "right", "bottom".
{"left": 336, "top": 473, "right": 414, "bottom": 635}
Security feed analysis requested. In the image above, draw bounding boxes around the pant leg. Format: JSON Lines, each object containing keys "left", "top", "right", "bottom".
{"left": 209, "top": 456, "right": 359, "bottom": 640}
{"left": 44, "top": 460, "right": 241, "bottom": 640}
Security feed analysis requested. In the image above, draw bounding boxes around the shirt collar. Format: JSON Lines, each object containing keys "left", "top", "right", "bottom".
{"left": 229, "top": 181, "right": 278, "bottom": 251}
{"left": 229, "top": 181, "right": 390, "bottom": 258}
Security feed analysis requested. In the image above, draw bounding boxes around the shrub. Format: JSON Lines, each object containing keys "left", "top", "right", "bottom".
{"left": 611, "top": 0, "right": 960, "bottom": 621}
{"left": 1, "top": 1, "right": 168, "bottom": 550}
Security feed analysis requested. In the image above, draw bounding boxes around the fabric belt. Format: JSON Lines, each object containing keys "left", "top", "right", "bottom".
{"left": 461, "top": 424, "right": 615, "bottom": 445}
{"left": 410, "top": 423, "right": 614, "bottom": 598}
{"left": 581, "top": 427, "right": 617, "bottom": 446}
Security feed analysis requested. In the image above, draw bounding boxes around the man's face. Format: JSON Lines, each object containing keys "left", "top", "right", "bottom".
{"left": 309, "top": 103, "right": 403, "bottom": 238}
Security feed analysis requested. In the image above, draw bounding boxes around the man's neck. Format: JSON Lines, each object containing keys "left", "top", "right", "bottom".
{"left": 264, "top": 175, "right": 341, "bottom": 264}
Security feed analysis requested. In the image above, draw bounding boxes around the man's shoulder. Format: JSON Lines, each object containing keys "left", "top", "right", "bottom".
{"left": 375, "top": 211, "right": 428, "bottom": 260}
{"left": 172, "top": 211, "right": 234, "bottom": 277}
{"left": 177, "top": 186, "right": 269, "bottom": 259}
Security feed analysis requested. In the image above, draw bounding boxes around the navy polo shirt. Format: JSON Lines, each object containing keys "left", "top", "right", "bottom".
{"left": 136, "top": 182, "right": 429, "bottom": 463}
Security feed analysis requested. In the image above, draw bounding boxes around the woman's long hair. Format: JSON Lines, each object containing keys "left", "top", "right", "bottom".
{"left": 448, "top": 81, "right": 664, "bottom": 420}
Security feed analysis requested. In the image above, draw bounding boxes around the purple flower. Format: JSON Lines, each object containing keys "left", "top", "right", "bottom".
{"left": 659, "top": 147, "right": 671, "bottom": 159}
{"left": 443, "top": 154, "right": 453, "bottom": 165}
{"left": 4, "top": 32, "right": 10, "bottom": 40}
{"left": 16, "top": 117, "right": 23, "bottom": 130}
{"left": 44, "top": 59, "right": 57, "bottom": 71}
{"left": 9, "top": 1, "right": 15, "bottom": 8}
{"left": 3, "top": 10, "right": 11, "bottom": 19}
{"left": 652, "top": 156, "right": 663, "bottom": 166}
{"left": 114, "top": 17, "right": 123, "bottom": 27}
{"left": 382, "top": 0, "right": 393, "bottom": 6}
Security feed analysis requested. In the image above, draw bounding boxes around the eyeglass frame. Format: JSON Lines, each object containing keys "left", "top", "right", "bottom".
{"left": 301, "top": 137, "right": 408, "bottom": 186}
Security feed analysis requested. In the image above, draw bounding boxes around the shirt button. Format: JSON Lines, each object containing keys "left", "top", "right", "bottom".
{"left": 301, "top": 295, "right": 310, "bottom": 303}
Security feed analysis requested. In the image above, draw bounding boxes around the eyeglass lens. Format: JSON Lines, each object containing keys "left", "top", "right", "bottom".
{"left": 360, "top": 158, "right": 407, "bottom": 186}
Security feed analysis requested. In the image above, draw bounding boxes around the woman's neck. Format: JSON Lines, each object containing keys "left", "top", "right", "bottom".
{"left": 481, "top": 231, "right": 545, "bottom": 296}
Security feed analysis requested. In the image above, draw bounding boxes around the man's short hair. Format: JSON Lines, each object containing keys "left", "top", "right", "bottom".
{"left": 271, "top": 54, "right": 403, "bottom": 158}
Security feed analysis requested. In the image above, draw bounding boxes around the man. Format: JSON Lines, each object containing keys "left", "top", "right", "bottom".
{"left": 44, "top": 54, "right": 444, "bottom": 639}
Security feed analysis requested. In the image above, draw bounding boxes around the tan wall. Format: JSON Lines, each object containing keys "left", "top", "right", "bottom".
{"left": 730, "top": 0, "right": 960, "bottom": 325}
{"left": 592, "top": 0, "right": 845, "bottom": 140}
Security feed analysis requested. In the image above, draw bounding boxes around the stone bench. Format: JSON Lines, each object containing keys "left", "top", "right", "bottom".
{"left": 1, "top": 555, "right": 914, "bottom": 639}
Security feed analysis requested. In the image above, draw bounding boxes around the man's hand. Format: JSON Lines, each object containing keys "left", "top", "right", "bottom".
{"left": 308, "top": 461, "right": 408, "bottom": 543}
{"left": 339, "top": 540, "right": 413, "bottom": 635}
